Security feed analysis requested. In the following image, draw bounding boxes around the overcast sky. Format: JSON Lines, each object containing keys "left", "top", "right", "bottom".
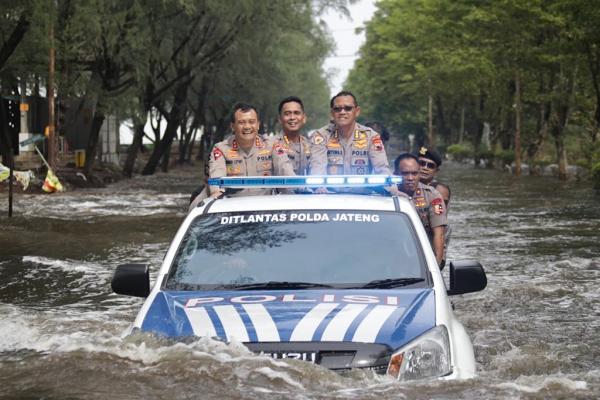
{"left": 322, "top": 0, "right": 377, "bottom": 96}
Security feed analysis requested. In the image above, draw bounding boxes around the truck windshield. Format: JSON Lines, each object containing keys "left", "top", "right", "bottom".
{"left": 165, "top": 210, "right": 428, "bottom": 290}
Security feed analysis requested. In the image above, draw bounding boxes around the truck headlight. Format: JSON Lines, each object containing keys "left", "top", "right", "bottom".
{"left": 387, "top": 325, "right": 451, "bottom": 381}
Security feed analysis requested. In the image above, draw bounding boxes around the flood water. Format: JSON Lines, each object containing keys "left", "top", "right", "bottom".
{"left": 0, "top": 164, "right": 599, "bottom": 399}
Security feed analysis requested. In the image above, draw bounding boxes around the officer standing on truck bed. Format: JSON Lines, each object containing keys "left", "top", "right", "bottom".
{"left": 309, "top": 91, "right": 391, "bottom": 176}
{"left": 394, "top": 152, "right": 447, "bottom": 267}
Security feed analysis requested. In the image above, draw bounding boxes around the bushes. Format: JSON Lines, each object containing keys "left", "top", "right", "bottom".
{"left": 447, "top": 144, "right": 471, "bottom": 162}
{"left": 495, "top": 149, "right": 515, "bottom": 166}
{"left": 447, "top": 143, "right": 515, "bottom": 167}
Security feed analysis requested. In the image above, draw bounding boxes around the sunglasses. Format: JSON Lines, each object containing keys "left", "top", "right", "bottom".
{"left": 419, "top": 160, "right": 437, "bottom": 169}
{"left": 332, "top": 105, "right": 355, "bottom": 113}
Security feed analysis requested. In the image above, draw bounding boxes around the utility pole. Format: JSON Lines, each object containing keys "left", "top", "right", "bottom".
{"left": 8, "top": 167, "right": 13, "bottom": 217}
{"left": 47, "top": 21, "right": 57, "bottom": 169}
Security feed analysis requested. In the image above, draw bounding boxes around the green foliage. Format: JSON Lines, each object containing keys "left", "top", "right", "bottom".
{"left": 346, "top": 0, "right": 600, "bottom": 184}
{"left": 494, "top": 149, "right": 515, "bottom": 166}
{"left": 447, "top": 143, "right": 471, "bottom": 162}
{"left": 477, "top": 149, "right": 495, "bottom": 167}
{"left": 1, "top": 0, "right": 341, "bottom": 172}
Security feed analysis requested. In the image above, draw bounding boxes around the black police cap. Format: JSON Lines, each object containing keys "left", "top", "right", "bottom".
{"left": 418, "top": 146, "right": 442, "bottom": 167}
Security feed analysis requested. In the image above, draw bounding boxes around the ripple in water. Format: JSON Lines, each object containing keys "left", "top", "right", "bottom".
{"left": 0, "top": 163, "right": 598, "bottom": 398}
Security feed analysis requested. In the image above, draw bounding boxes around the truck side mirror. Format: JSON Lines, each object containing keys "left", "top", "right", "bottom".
{"left": 447, "top": 260, "right": 487, "bottom": 296}
{"left": 111, "top": 264, "right": 150, "bottom": 297}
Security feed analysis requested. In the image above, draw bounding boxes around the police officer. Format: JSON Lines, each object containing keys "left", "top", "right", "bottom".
{"left": 394, "top": 153, "right": 447, "bottom": 267}
{"left": 417, "top": 146, "right": 443, "bottom": 186}
{"left": 431, "top": 181, "right": 452, "bottom": 265}
{"left": 273, "top": 96, "right": 310, "bottom": 175}
{"left": 208, "top": 103, "right": 295, "bottom": 198}
{"left": 310, "top": 91, "right": 391, "bottom": 176}
{"left": 418, "top": 147, "right": 452, "bottom": 265}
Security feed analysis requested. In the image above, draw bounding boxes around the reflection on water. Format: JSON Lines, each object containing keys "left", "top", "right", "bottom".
{"left": 0, "top": 164, "right": 599, "bottom": 399}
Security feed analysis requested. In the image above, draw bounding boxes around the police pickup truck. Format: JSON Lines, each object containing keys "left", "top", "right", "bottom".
{"left": 111, "top": 176, "right": 487, "bottom": 381}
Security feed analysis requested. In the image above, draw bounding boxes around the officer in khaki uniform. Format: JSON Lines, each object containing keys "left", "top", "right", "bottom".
{"left": 418, "top": 146, "right": 444, "bottom": 186}
{"left": 208, "top": 103, "right": 294, "bottom": 198}
{"left": 418, "top": 146, "right": 452, "bottom": 267}
{"left": 273, "top": 96, "right": 311, "bottom": 175}
{"left": 394, "top": 152, "right": 447, "bottom": 267}
{"left": 310, "top": 91, "right": 391, "bottom": 176}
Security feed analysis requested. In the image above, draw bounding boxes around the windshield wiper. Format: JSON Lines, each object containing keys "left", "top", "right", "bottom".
{"left": 229, "top": 281, "right": 334, "bottom": 290}
{"left": 357, "top": 278, "right": 425, "bottom": 289}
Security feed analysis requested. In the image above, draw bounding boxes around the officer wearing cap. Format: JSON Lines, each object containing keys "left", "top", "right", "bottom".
{"left": 417, "top": 147, "right": 451, "bottom": 266}
{"left": 207, "top": 103, "right": 295, "bottom": 198}
{"left": 417, "top": 146, "right": 444, "bottom": 186}
{"left": 273, "top": 96, "right": 311, "bottom": 175}
{"left": 309, "top": 91, "right": 391, "bottom": 176}
{"left": 394, "top": 152, "right": 447, "bottom": 267}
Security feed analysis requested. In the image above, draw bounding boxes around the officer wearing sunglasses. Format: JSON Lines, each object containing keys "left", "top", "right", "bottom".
{"left": 417, "top": 147, "right": 442, "bottom": 185}
{"left": 417, "top": 147, "right": 452, "bottom": 268}
{"left": 394, "top": 152, "right": 448, "bottom": 268}
{"left": 309, "top": 91, "right": 393, "bottom": 180}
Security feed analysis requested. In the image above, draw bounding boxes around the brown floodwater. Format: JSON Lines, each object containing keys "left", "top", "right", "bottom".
{"left": 0, "top": 164, "right": 599, "bottom": 399}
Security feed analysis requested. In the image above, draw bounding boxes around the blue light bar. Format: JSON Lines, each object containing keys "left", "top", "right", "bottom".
{"left": 207, "top": 175, "right": 403, "bottom": 188}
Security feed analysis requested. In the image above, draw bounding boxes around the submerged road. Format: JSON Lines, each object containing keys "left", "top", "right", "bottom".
{"left": 0, "top": 163, "right": 599, "bottom": 399}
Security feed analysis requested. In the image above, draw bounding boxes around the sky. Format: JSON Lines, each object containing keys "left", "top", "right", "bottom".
{"left": 321, "top": 0, "right": 377, "bottom": 96}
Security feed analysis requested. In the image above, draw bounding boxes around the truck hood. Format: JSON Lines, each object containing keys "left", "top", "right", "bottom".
{"left": 139, "top": 289, "right": 435, "bottom": 350}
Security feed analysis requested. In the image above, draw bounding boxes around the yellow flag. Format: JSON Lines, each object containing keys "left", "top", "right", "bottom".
{"left": 42, "top": 169, "right": 64, "bottom": 193}
{"left": 0, "top": 163, "right": 9, "bottom": 183}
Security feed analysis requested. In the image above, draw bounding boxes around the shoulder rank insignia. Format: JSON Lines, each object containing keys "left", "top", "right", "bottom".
{"left": 312, "top": 133, "right": 324, "bottom": 145}
{"left": 414, "top": 196, "right": 427, "bottom": 208}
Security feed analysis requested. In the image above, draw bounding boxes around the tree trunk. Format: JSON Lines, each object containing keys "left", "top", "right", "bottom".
{"left": 514, "top": 70, "right": 522, "bottom": 176}
{"left": 180, "top": 114, "right": 200, "bottom": 164}
{"left": 584, "top": 42, "right": 600, "bottom": 144}
{"left": 47, "top": 23, "right": 57, "bottom": 169}
{"left": 122, "top": 116, "right": 145, "bottom": 177}
{"left": 0, "top": 14, "right": 30, "bottom": 71}
{"left": 527, "top": 103, "right": 549, "bottom": 175}
{"left": 434, "top": 95, "right": 449, "bottom": 144}
{"left": 186, "top": 128, "right": 197, "bottom": 162}
{"left": 459, "top": 104, "right": 465, "bottom": 144}
{"left": 472, "top": 92, "right": 486, "bottom": 168}
{"left": 142, "top": 82, "right": 188, "bottom": 175}
{"left": 0, "top": 101, "right": 15, "bottom": 168}
{"left": 83, "top": 110, "right": 106, "bottom": 176}
{"left": 553, "top": 133, "right": 568, "bottom": 181}
{"left": 178, "top": 115, "right": 192, "bottom": 164}
{"left": 427, "top": 93, "right": 433, "bottom": 146}
{"left": 160, "top": 142, "right": 171, "bottom": 172}
{"left": 549, "top": 67, "right": 577, "bottom": 181}
{"left": 198, "top": 126, "right": 210, "bottom": 161}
